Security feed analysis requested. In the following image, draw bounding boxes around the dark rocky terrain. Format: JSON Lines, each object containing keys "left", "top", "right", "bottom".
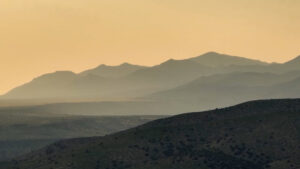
{"left": 2, "top": 99, "right": 299, "bottom": 169}
{"left": 0, "top": 111, "right": 162, "bottom": 162}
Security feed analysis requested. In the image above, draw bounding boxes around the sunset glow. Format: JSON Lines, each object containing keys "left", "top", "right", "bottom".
{"left": 1, "top": 0, "right": 300, "bottom": 94}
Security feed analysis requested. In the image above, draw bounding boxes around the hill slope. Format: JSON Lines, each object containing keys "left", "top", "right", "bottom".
{"left": 0, "top": 108, "right": 163, "bottom": 162}
{"left": 283, "top": 55, "right": 300, "bottom": 70}
{"left": 3, "top": 71, "right": 78, "bottom": 99}
{"left": 2, "top": 99, "right": 300, "bottom": 169}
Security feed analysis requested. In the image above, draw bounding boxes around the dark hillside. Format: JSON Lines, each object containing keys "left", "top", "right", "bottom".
{"left": 2, "top": 99, "right": 300, "bottom": 169}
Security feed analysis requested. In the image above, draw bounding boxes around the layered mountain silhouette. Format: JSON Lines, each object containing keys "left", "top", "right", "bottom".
{"left": 80, "top": 63, "right": 147, "bottom": 78}
{"left": 2, "top": 99, "right": 299, "bottom": 169}
{"left": 1, "top": 53, "right": 300, "bottom": 169}
{"left": 1, "top": 54, "right": 216, "bottom": 99}
{"left": 146, "top": 71, "right": 300, "bottom": 110}
{"left": 2, "top": 52, "right": 300, "bottom": 112}
{"left": 3, "top": 71, "right": 78, "bottom": 99}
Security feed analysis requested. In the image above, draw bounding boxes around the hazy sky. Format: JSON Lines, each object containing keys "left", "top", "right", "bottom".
{"left": 1, "top": 0, "right": 300, "bottom": 94}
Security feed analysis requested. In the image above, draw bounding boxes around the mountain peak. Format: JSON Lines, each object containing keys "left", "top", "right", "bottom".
{"left": 120, "top": 62, "right": 130, "bottom": 65}
{"left": 80, "top": 62, "right": 146, "bottom": 78}
{"left": 160, "top": 58, "right": 198, "bottom": 67}
{"left": 164, "top": 59, "right": 177, "bottom": 63}
{"left": 189, "top": 52, "right": 267, "bottom": 67}
{"left": 196, "top": 52, "right": 240, "bottom": 59}
{"left": 285, "top": 55, "right": 300, "bottom": 65}
{"left": 95, "top": 62, "right": 140, "bottom": 69}
{"left": 119, "top": 62, "right": 136, "bottom": 67}
{"left": 201, "top": 51, "right": 221, "bottom": 56}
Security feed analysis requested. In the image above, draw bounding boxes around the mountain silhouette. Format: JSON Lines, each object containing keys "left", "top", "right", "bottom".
{"left": 146, "top": 71, "right": 300, "bottom": 111}
{"left": 189, "top": 52, "right": 267, "bottom": 67}
{"left": 4, "top": 71, "right": 77, "bottom": 99}
{"left": 2, "top": 52, "right": 300, "bottom": 105}
{"left": 284, "top": 55, "right": 300, "bottom": 65}
{"left": 80, "top": 63, "right": 147, "bottom": 78}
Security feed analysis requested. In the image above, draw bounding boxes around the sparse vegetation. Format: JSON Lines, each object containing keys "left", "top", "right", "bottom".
{"left": 1, "top": 99, "right": 299, "bottom": 169}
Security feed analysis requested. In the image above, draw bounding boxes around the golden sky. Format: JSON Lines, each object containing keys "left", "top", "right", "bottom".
{"left": 0, "top": 0, "right": 300, "bottom": 94}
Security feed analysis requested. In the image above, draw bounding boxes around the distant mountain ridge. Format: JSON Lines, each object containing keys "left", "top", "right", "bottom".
{"left": 2, "top": 52, "right": 300, "bottom": 107}
{"left": 188, "top": 52, "right": 267, "bottom": 67}
{"left": 80, "top": 63, "right": 147, "bottom": 78}
{"left": 147, "top": 71, "right": 300, "bottom": 105}
{"left": 0, "top": 52, "right": 269, "bottom": 99}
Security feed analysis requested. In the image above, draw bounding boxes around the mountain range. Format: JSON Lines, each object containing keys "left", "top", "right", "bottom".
{"left": 0, "top": 52, "right": 269, "bottom": 99}
{"left": 1, "top": 53, "right": 300, "bottom": 168}
{"left": 1, "top": 52, "right": 300, "bottom": 114}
